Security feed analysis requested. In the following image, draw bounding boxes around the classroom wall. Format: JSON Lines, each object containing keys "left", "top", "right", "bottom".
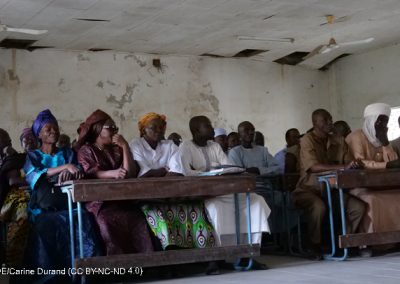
{"left": 334, "top": 43, "right": 400, "bottom": 131}
{"left": 0, "top": 49, "right": 331, "bottom": 154}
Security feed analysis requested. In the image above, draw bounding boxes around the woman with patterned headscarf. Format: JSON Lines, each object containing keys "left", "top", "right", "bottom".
{"left": 346, "top": 103, "right": 400, "bottom": 237}
{"left": 23, "top": 110, "right": 99, "bottom": 282}
{"left": 129, "top": 112, "right": 216, "bottom": 251}
{"left": 76, "top": 109, "right": 155, "bottom": 255}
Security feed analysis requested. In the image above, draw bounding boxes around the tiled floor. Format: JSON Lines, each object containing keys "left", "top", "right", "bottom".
{"left": 135, "top": 252, "right": 400, "bottom": 284}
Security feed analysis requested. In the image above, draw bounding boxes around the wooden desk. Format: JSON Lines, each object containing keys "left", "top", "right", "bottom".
{"left": 318, "top": 169, "right": 400, "bottom": 260}
{"left": 61, "top": 175, "right": 259, "bottom": 280}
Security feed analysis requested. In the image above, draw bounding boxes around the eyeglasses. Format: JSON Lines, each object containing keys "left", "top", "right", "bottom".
{"left": 103, "top": 125, "right": 119, "bottom": 132}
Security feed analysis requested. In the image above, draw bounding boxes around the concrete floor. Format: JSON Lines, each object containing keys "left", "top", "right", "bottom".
{"left": 135, "top": 252, "right": 400, "bottom": 284}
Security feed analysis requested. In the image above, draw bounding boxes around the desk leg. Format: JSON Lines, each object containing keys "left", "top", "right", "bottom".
{"left": 233, "top": 193, "right": 242, "bottom": 270}
{"left": 62, "top": 186, "right": 76, "bottom": 282}
{"left": 233, "top": 193, "right": 253, "bottom": 271}
{"left": 337, "top": 188, "right": 348, "bottom": 260}
{"left": 77, "top": 202, "right": 86, "bottom": 284}
{"left": 322, "top": 179, "right": 348, "bottom": 261}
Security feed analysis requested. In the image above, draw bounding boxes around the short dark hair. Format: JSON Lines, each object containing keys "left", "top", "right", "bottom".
{"left": 189, "top": 116, "right": 208, "bottom": 135}
{"left": 237, "top": 121, "right": 254, "bottom": 132}
{"left": 285, "top": 128, "right": 299, "bottom": 141}
{"left": 312, "top": 109, "right": 330, "bottom": 124}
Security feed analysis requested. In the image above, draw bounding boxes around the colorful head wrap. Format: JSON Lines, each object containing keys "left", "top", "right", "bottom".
{"left": 138, "top": 112, "right": 166, "bottom": 136}
{"left": 20, "top": 127, "right": 34, "bottom": 144}
{"left": 75, "top": 109, "right": 112, "bottom": 151}
{"left": 31, "top": 109, "right": 58, "bottom": 139}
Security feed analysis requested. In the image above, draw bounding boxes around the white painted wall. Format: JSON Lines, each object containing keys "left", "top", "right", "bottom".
{"left": 335, "top": 43, "right": 400, "bottom": 133}
{"left": 0, "top": 49, "right": 330, "bottom": 154}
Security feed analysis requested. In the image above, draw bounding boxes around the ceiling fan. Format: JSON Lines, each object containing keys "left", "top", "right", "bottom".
{"left": 237, "top": 35, "right": 295, "bottom": 43}
{"left": 303, "top": 37, "right": 374, "bottom": 60}
{"left": 0, "top": 23, "right": 47, "bottom": 35}
{"left": 303, "top": 15, "right": 374, "bottom": 60}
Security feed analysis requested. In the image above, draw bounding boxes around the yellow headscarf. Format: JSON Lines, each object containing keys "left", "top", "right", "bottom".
{"left": 138, "top": 112, "right": 166, "bottom": 136}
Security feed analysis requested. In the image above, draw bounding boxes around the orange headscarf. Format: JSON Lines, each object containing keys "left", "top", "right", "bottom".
{"left": 138, "top": 112, "right": 166, "bottom": 136}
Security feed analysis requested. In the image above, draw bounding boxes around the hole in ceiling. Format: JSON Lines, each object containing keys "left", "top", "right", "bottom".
{"left": 263, "top": 14, "right": 276, "bottom": 21}
{"left": 0, "top": 38, "right": 37, "bottom": 49}
{"left": 74, "top": 18, "right": 110, "bottom": 22}
{"left": 319, "top": 53, "right": 351, "bottom": 71}
{"left": 274, "top": 51, "right": 309, "bottom": 65}
{"left": 27, "top": 46, "right": 54, "bottom": 52}
{"left": 201, "top": 53, "right": 226, "bottom": 58}
{"left": 88, "top": 48, "right": 112, "bottom": 52}
{"left": 233, "top": 49, "right": 268, "bottom": 58}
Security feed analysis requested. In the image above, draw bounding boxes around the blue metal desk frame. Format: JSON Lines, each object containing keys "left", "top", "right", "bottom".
{"left": 61, "top": 179, "right": 255, "bottom": 283}
{"left": 317, "top": 173, "right": 348, "bottom": 261}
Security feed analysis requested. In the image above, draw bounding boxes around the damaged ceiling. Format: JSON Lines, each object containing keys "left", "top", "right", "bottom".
{"left": 1, "top": 0, "right": 400, "bottom": 69}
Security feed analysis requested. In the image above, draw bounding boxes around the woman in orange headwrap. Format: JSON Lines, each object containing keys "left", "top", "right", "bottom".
{"left": 129, "top": 112, "right": 216, "bottom": 251}
{"left": 76, "top": 109, "right": 155, "bottom": 255}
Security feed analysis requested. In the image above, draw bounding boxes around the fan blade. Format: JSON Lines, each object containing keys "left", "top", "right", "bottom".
{"left": 237, "top": 36, "right": 294, "bottom": 43}
{"left": 340, "top": 37, "right": 374, "bottom": 47}
{"left": 320, "top": 46, "right": 334, "bottom": 54}
{"left": 5, "top": 27, "right": 47, "bottom": 35}
{"left": 302, "top": 45, "right": 325, "bottom": 60}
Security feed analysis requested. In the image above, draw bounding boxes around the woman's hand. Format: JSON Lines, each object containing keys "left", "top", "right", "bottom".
{"left": 110, "top": 167, "right": 128, "bottom": 179}
{"left": 112, "top": 134, "right": 128, "bottom": 148}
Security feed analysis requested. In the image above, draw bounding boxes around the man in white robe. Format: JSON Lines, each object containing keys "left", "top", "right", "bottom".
{"left": 177, "top": 116, "right": 271, "bottom": 247}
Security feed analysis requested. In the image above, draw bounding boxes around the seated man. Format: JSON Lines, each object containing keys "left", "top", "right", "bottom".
{"left": 254, "top": 131, "right": 265, "bottom": 147}
{"left": 292, "top": 109, "right": 365, "bottom": 258}
{"left": 177, "top": 116, "right": 270, "bottom": 269}
{"left": 227, "top": 131, "right": 240, "bottom": 151}
{"left": 229, "top": 121, "right": 280, "bottom": 176}
{"left": 214, "top": 127, "right": 228, "bottom": 153}
{"left": 274, "top": 128, "right": 301, "bottom": 174}
{"left": 333, "top": 121, "right": 351, "bottom": 139}
{"left": 167, "top": 132, "right": 182, "bottom": 147}
{"left": 390, "top": 116, "right": 400, "bottom": 157}
{"left": 346, "top": 103, "right": 400, "bottom": 234}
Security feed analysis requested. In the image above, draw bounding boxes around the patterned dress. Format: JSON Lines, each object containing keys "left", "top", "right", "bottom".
{"left": 130, "top": 137, "right": 216, "bottom": 250}
{"left": 142, "top": 202, "right": 216, "bottom": 249}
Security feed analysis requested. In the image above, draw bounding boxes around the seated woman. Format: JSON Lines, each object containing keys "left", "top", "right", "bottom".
{"left": 129, "top": 112, "right": 216, "bottom": 250}
{"left": 346, "top": 103, "right": 400, "bottom": 234}
{"left": 0, "top": 128, "right": 29, "bottom": 267}
{"left": 76, "top": 109, "right": 154, "bottom": 255}
{"left": 23, "top": 109, "right": 99, "bottom": 274}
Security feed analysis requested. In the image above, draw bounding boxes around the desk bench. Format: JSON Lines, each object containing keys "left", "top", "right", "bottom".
{"left": 61, "top": 175, "right": 259, "bottom": 282}
{"left": 318, "top": 169, "right": 400, "bottom": 260}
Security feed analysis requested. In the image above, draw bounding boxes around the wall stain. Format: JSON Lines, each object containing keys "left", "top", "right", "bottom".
{"left": 113, "top": 54, "right": 117, "bottom": 61}
{"left": 106, "top": 80, "right": 116, "bottom": 86}
{"left": 124, "top": 54, "right": 147, "bottom": 67}
{"left": 57, "top": 78, "right": 70, "bottom": 93}
{"left": 7, "top": 70, "right": 20, "bottom": 85}
{"left": 106, "top": 84, "right": 137, "bottom": 109}
{"left": 58, "top": 78, "right": 65, "bottom": 87}
{"left": 77, "top": 54, "right": 90, "bottom": 61}
{"left": 146, "top": 83, "right": 152, "bottom": 87}
{"left": 96, "top": 81, "right": 104, "bottom": 88}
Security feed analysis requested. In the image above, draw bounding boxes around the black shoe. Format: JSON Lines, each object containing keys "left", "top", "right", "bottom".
{"left": 251, "top": 260, "right": 269, "bottom": 270}
{"left": 358, "top": 247, "right": 373, "bottom": 258}
{"left": 205, "top": 261, "right": 220, "bottom": 275}
{"left": 304, "top": 244, "right": 323, "bottom": 261}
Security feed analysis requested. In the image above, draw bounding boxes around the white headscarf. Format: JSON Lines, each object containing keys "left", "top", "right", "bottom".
{"left": 362, "top": 103, "right": 391, "bottom": 147}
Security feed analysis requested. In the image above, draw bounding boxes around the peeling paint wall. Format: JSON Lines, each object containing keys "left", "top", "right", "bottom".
{"left": 335, "top": 43, "right": 400, "bottom": 130}
{"left": 0, "top": 49, "right": 330, "bottom": 154}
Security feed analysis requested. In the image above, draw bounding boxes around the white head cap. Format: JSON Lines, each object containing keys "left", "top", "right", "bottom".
{"left": 214, "top": 127, "right": 227, "bottom": 138}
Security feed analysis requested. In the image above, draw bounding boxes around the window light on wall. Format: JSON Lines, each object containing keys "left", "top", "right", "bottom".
{"left": 388, "top": 107, "right": 400, "bottom": 141}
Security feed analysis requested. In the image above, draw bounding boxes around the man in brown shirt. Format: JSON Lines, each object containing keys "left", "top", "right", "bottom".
{"left": 292, "top": 109, "right": 365, "bottom": 258}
